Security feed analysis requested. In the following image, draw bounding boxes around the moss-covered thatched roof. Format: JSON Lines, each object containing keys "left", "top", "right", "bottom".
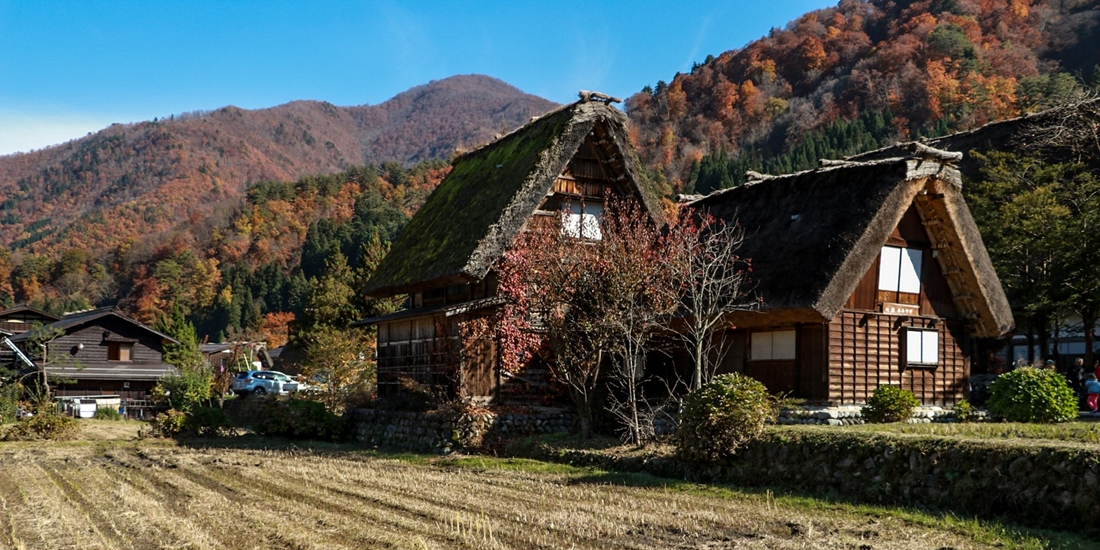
{"left": 365, "top": 99, "right": 659, "bottom": 297}
{"left": 689, "top": 151, "right": 1013, "bottom": 338}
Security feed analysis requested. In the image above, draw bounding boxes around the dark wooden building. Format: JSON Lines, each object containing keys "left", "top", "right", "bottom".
{"left": 0, "top": 304, "right": 63, "bottom": 366}
{"left": 0, "top": 304, "right": 62, "bottom": 335}
{"left": 8, "top": 307, "right": 180, "bottom": 401}
{"left": 683, "top": 144, "right": 1014, "bottom": 405}
{"left": 358, "top": 95, "right": 663, "bottom": 403}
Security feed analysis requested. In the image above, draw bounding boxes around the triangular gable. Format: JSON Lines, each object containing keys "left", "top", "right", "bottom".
{"left": 8, "top": 308, "right": 179, "bottom": 345}
{"left": 365, "top": 99, "right": 660, "bottom": 297}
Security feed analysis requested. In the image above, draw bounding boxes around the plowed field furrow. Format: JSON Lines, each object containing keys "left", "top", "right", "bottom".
{"left": 0, "top": 440, "right": 1048, "bottom": 550}
{"left": 13, "top": 462, "right": 112, "bottom": 549}
{"left": 181, "top": 461, "right": 469, "bottom": 549}
{"left": 199, "top": 460, "right": 545, "bottom": 549}
{"left": 112, "top": 462, "right": 250, "bottom": 549}
{"left": 177, "top": 470, "right": 419, "bottom": 549}
{"left": 273, "top": 464, "right": 607, "bottom": 547}
{"left": 0, "top": 468, "right": 28, "bottom": 549}
{"left": 218, "top": 453, "right": 710, "bottom": 548}
{"left": 38, "top": 463, "right": 131, "bottom": 548}
{"left": 221, "top": 455, "right": 562, "bottom": 545}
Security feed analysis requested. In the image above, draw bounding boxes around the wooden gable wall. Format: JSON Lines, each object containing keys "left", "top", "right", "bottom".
{"left": 843, "top": 205, "right": 958, "bottom": 319}
{"left": 828, "top": 203, "right": 971, "bottom": 406}
{"left": 53, "top": 317, "right": 167, "bottom": 367}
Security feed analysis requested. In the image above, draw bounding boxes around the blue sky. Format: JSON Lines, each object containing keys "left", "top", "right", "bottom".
{"left": 0, "top": 0, "right": 833, "bottom": 156}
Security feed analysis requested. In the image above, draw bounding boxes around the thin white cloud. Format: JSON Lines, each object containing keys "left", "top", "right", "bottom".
{"left": 0, "top": 111, "right": 114, "bottom": 156}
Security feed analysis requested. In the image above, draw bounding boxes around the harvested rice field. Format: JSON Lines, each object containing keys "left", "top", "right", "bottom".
{"left": 0, "top": 438, "right": 1086, "bottom": 549}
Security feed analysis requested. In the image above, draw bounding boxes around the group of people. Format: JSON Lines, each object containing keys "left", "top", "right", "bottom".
{"left": 1070, "top": 357, "right": 1100, "bottom": 413}
{"left": 1003, "top": 356, "right": 1100, "bottom": 413}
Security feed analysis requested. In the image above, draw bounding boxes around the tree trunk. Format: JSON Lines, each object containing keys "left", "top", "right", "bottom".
{"left": 693, "top": 336, "right": 706, "bottom": 391}
{"left": 1084, "top": 310, "right": 1097, "bottom": 375}
{"left": 1036, "top": 313, "right": 1051, "bottom": 364}
{"left": 573, "top": 390, "right": 593, "bottom": 439}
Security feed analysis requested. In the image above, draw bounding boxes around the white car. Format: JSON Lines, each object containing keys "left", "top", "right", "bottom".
{"left": 232, "top": 371, "right": 300, "bottom": 396}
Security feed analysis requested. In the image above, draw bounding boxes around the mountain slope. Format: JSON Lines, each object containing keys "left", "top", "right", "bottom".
{"left": 627, "top": 0, "right": 1100, "bottom": 191}
{"left": 0, "top": 75, "right": 556, "bottom": 254}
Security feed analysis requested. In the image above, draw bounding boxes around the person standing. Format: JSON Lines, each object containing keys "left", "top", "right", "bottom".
{"left": 1085, "top": 374, "right": 1100, "bottom": 413}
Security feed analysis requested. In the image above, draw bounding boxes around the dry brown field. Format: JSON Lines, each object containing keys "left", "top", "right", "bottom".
{"left": 0, "top": 422, "right": 1085, "bottom": 549}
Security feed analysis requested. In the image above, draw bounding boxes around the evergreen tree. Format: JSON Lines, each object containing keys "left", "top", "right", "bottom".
{"left": 157, "top": 309, "right": 205, "bottom": 370}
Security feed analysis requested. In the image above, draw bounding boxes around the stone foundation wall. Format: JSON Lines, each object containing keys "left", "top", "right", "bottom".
{"left": 349, "top": 408, "right": 572, "bottom": 454}
{"left": 776, "top": 406, "right": 988, "bottom": 426}
{"left": 513, "top": 430, "right": 1100, "bottom": 530}
{"left": 722, "top": 431, "right": 1099, "bottom": 529}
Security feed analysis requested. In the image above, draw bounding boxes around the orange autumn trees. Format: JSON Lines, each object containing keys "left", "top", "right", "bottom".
{"left": 628, "top": 0, "right": 1097, "bottom": 192}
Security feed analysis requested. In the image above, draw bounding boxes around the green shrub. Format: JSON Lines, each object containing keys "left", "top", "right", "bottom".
{"left": 153, "top": 366, "right": 213, "bottom": 413}
{"left": 186, "top": 406, "right": 233, "bottom": 437}
{"left": 675, "top": 373, "right": 775, "bottom": 463}
{"left": 951, "top": 399, "right": 980, "bottom": 422}
{"left": 2, "top": 411, "right": 80, "bottom": 441}
{"left": 861, "top": 385, "right": 920, "bottom": 423}
{"left": 147, "top": 409, "right": 188, "bottom": 437}
{"left": 93, "top": 406, "right": 123, "bottom": 421}
{"left": 145, "top": 407, "right": 233, "bottom": 438}
{"left": 0, "top": 385, "right": 20, "bottom": 424}
{"left": 988, "top": 367, "right": 1077, "bottom": 423}
{"left": 254, "top": 397, "right": 346, "bottom": 442}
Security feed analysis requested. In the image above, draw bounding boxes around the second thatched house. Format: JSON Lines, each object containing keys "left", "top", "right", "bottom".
{"left": 358, "top": 94, "right": 663, "bottom": 403}
{"left": 675, "top": 143, "right": 1014, "bottom": 406}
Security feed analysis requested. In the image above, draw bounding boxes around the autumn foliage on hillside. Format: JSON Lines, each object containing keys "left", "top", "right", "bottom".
{"left": 0, "top": 161, "right": 444, "bottom": 342}
{"left": 628, "top": 0, "right": 1100, "bottom": 192}
{"left": 0, "top": 75, "right": 555, "bottom": 258}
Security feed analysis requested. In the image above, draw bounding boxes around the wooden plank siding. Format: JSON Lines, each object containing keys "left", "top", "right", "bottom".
{"left": 828, "top": 311, "right": 968, "bottom": 405}
{"left": 376, "top": 316, "right": 460, "bottom": 398}
{"left": 798, "top": 323, "right": 829, "bottom": 401}
{"left": 52, "top": 319, "right": 166, "bottom": 367}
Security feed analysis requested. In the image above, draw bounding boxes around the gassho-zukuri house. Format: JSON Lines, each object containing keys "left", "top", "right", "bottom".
{"left": 674, "top": 142, "right": 1013, "bottom": 406}
{"left": 357, "top": 93, "right": 1013, "bottom": 407}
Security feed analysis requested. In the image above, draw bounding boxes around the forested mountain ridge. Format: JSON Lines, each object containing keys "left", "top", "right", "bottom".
{"left": 627, "top": 0, "right": 1100, "bottom": 193}
{"left": 0, "top": 75, "right": 556, "bottom": 256}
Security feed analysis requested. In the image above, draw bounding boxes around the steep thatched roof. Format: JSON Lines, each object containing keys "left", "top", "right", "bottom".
{"left": 689, "top": 149, "right": 1013, "bottom": 338}
{"left": 849, "top": 98, "right": 1100, "bottom": 176}
{"left": 365, "top": 98, "right": 660, "bottom": 297}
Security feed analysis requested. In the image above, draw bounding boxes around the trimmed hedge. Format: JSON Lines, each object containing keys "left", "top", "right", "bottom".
{"left": 988, "top": 367, "right": 1077, "bottom": 423}
{"left": 676, "top": 373, "right": 774, "bottom": 463}
{"left": 861, "top": 385, "right": 919, "bottom": 423}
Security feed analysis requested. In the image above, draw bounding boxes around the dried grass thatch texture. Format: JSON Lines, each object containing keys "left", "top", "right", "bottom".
{"left": 365, "top": 99, "right": 659, "bottom": 297}
{"left": 689, "top": 153, "right": 1012, "bottom": 337}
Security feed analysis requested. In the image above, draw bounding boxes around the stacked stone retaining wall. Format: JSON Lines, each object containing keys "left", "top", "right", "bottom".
{"left": 514, "top": 431, "right": 1100, "bottom": 530}
{"left": 349, "top": 408, "right": 572, "bottom": 454}
{"left": 776, "top": 406, "right": 988, "bottom": 425}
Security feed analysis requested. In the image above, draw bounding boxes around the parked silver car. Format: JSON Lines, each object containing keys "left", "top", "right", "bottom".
{"left": 232, "top": 370, "right": 299, "bottom": 396}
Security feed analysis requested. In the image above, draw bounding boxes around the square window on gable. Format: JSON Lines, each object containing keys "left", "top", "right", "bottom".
{"left": 562, "top": 203, "right": 603, "bottom": 240}
{"left": 878, "top": 246, "right": 922, "bottom": 294}
{"left": 905, "top": 328, "right": 938, "bottom": 366}
{"left": 107, "top": 342, "right": 133, "bottom": 362}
